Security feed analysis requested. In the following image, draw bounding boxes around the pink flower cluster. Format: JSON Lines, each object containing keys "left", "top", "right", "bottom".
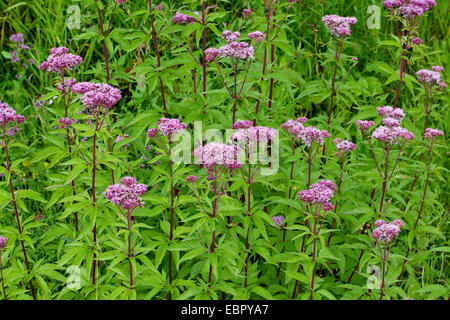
{"left": 370, "top": 106, "right": 414, "bottom": 144}
{"left": 412, "top": 37, "right": 422, "bottom": 45}
{"left": 205, "top": 48, "right": 220, "bottom": 62}
{"left": 219, "top": 41, "right": 254, "bottom": 60}
{"left": 9, "top": 33, "right": 24, "bottom": 43}
{"left": 104, "top": 176, "right": 148, "bottom": 211}
{"left": 372, "top": 219, "right": 404, "bottom": 244}
{"left": 298, "top": 180, "right": 335, "bottom": 212}
{"left": 416, "top": 69, "right": 441, "bottom": 84}
{"left": 322, "top": 15, "right": 357, "bottom": 38}
{"left": 186, "top": 175, "right": 198, "bottom": 182}
{"left": 243, "top": 9, "right": 252, "bottom": 17}
{"left": 115, "top": 133, "right": 130, "bottom": 143}
{"left": 156, "top": 118, "right": 187, "bottom": 137}
{"left": 72, "top": 82, "right": 121, "bottom": 110}
{"left": 383, "top": 0, "right": 436, "bottom": 18}
{"left": 356, "top": 120, "right": 375, "bottom": 132}
{"left": 0, "top": 101, "right": 25, "bottom": 128}
{"left": 58, "top": 117, "right": 73, "bottom": 129}
{"left": 333, "top": 138, "right": 357, "bottom": 153}
{"left": 281, "top": 118, "right": 329, "bottom": 147}
{"left": 172, "top": 11, "right": 199, "bottom": 24}
{"left": 416, "top": 67, "right": 445, "bottom": 88}
{"left": 424, "top": 128, "right": 444, "bottom": 140}
{"left": 248, "top": 31, "right": 265, "bottom": 43}
{"left": 221, "top": 30, "right": 256, "bottom": 60}
{"left": 193, "top": 142, "right": 242, "bottom": 173}
{"left": 232, "top": 119, "right": 254, "bottom": 129}
{"left": 147, "top": 128, "right": 159, "bottom": 138}
{"left": 232, "top": 125, "right": 278, "bottom": 145}
{"left": 39, "top": 47, "right": 83, "bottom": 74}
{"left": 0, "top": 235, "right": 8, "bottom": 249}
{"left": 272, "top": 215, "right": 285, "bottom": 228}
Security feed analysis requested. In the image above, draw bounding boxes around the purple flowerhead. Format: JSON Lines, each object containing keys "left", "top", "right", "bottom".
{"left": 147, "top": 128, "right": 159, "bottom": 138}
{"left": 157, "top": 118, "right": 187, "bottom": 137}
{"left": 424, "top": 128, "right": 444, "bottom": 140}
{"left": 0, "top": 101, "right": 25, "bottom": 128}
{"left": 172, "top": 11, "right": 198, "bottom": 25}
{"left": 186, "top": 175, "right": 198, "bottom": 183}
{"left": 248, "top": 31, "right": 265, "bottom": 43}
{"left": 281, "top": 118, "right": 307, "bottom": 139}
{"left": 222, "top": 30, "right": 241, "bottom": 43}
{"left": 39, "top": 47, "right": 83, "bottom": 74}
{"left": 58, "top": 117, "right": 73, "bottom": 129}
{"left": 72, "top": 82, "right": 121, "bottom": 110}
{"left": 9, "top": 33, "right": 24, "bottom": 43}
{"left": 0, "top": 236, "right": 8, "bottom": 249}
{"left": 272, "top": 215, "right": 285, "bottom": 228}
{"left": 334, "top": 139, "right": 357, "bottom": 153}
{"left": 412, "top": 37, "right": 422, "bottom": 46}
{"left": 205, "top": 48, "right": 220, "bottom": 62}
{"left": 219, "top": 40, "right": 254, "bottom": 60}
{"left": 232, "top": 119, "right": 254, "bottom": 130}
{"left": 243, "top": 9, "right": 252, "bottom": 17}
{"left": 104, "top": 177, "right": 148, "bottom": 211}
{"left": 322, "top": 15, "right": 357, "bottom": 38}
{"left": 193, "top": 142, "right": 242, "bottom": 174}
{"left": 298, "top": 180, "right": 335, "bottom": 212}
{"left": 372, "top": 219, "right": 404, "bottom": 244}
{"left": 356, "top": 120, "right": 375, "bottom": 132}
{"left": 232, "top": 125, "right": 278, "bottom": 157}
{"left": 10, "top": 50, "right": 19, "bottom": 63}
{"left": 416, "top": 69, "right": 441, "bottom": 84}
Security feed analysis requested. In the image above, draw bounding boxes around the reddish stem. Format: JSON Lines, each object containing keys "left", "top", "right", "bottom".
{"left": 149, "top": 0, "right": 167, "bottom": 114}
{"left": 127, "top": 210, "right": 134, "bottom": 290}
{"left": 201, "top": 1, "right": 207, "bottom": 113}
{"left": 0, "top": 251, "right": 8, "bottom": 300}
{"left": 2, "top": 133, "right": 36, "bottom": 300}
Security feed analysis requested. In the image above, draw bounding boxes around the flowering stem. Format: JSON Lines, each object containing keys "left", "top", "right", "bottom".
{"left": 267, "top": 47, "right": 275, "bottom": 111}
{"left": 244, "top": 161, "right": 253, "bottom": 288}
{"left": 292, "top": 148, "right": 314, "bottom": 299}
{"left": 0, "top": 251, "right": 7, "bottom": 300}
{"left": 94, "top": 0, "right": 111, "bottom": 82}
{"left": 91, "top": 127, "right": 98, "bottom": 286}
{"left": 288, "top": 143, "right": 296, "bottom": 199}
{"left": 2, "top": 132, "right": 36, "bottom": 300}
{"left": 309, "top": 214, "right": 319, "bottom": 300}
{"left": 254, "top": 2, "right": 272, "bottom": 122}
{"left": 276, "top": 226, "right": 287, "bottom": 279}
{"left": 148, "top": 0, "right": 167, "bottom": 114}
{"left": 347, "top": 189, "right": 376, "bottom": 284}
{"left": 61, "top": 77, "right": 79, "bottom": 232}
{"left": 398, "top": 140, "right": 434, "bottom": 280}
{"left": 232, "top": 59, "right": 238, "bottom": 124}
{"left": 379, "top": 245, "right": 388, "bottom": 300}
{"left": 127, "top": 210, "right": 134, "bottom": 290}
{"left": 325, "top": 158, "right": 344, "bottom": 247}
{"left": 201, "top": 1, "right": 207, "bottom": 113}
{"left": 208, "top": 168, "right": 226, "bottom": 287}
{"left": 402, "top": 87, "right": 431, "bottom": 212}
{"left": 168, "top": 140, "right": 174, "bottom": 299}
{"left": 393, "top": 26, "right": 413, "bottom": 108}
{"left": 327, "top": 40, "right": 342, "bottom": 126}
{"left": 379, "top": 146, "right": 390, "bottom": 216}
